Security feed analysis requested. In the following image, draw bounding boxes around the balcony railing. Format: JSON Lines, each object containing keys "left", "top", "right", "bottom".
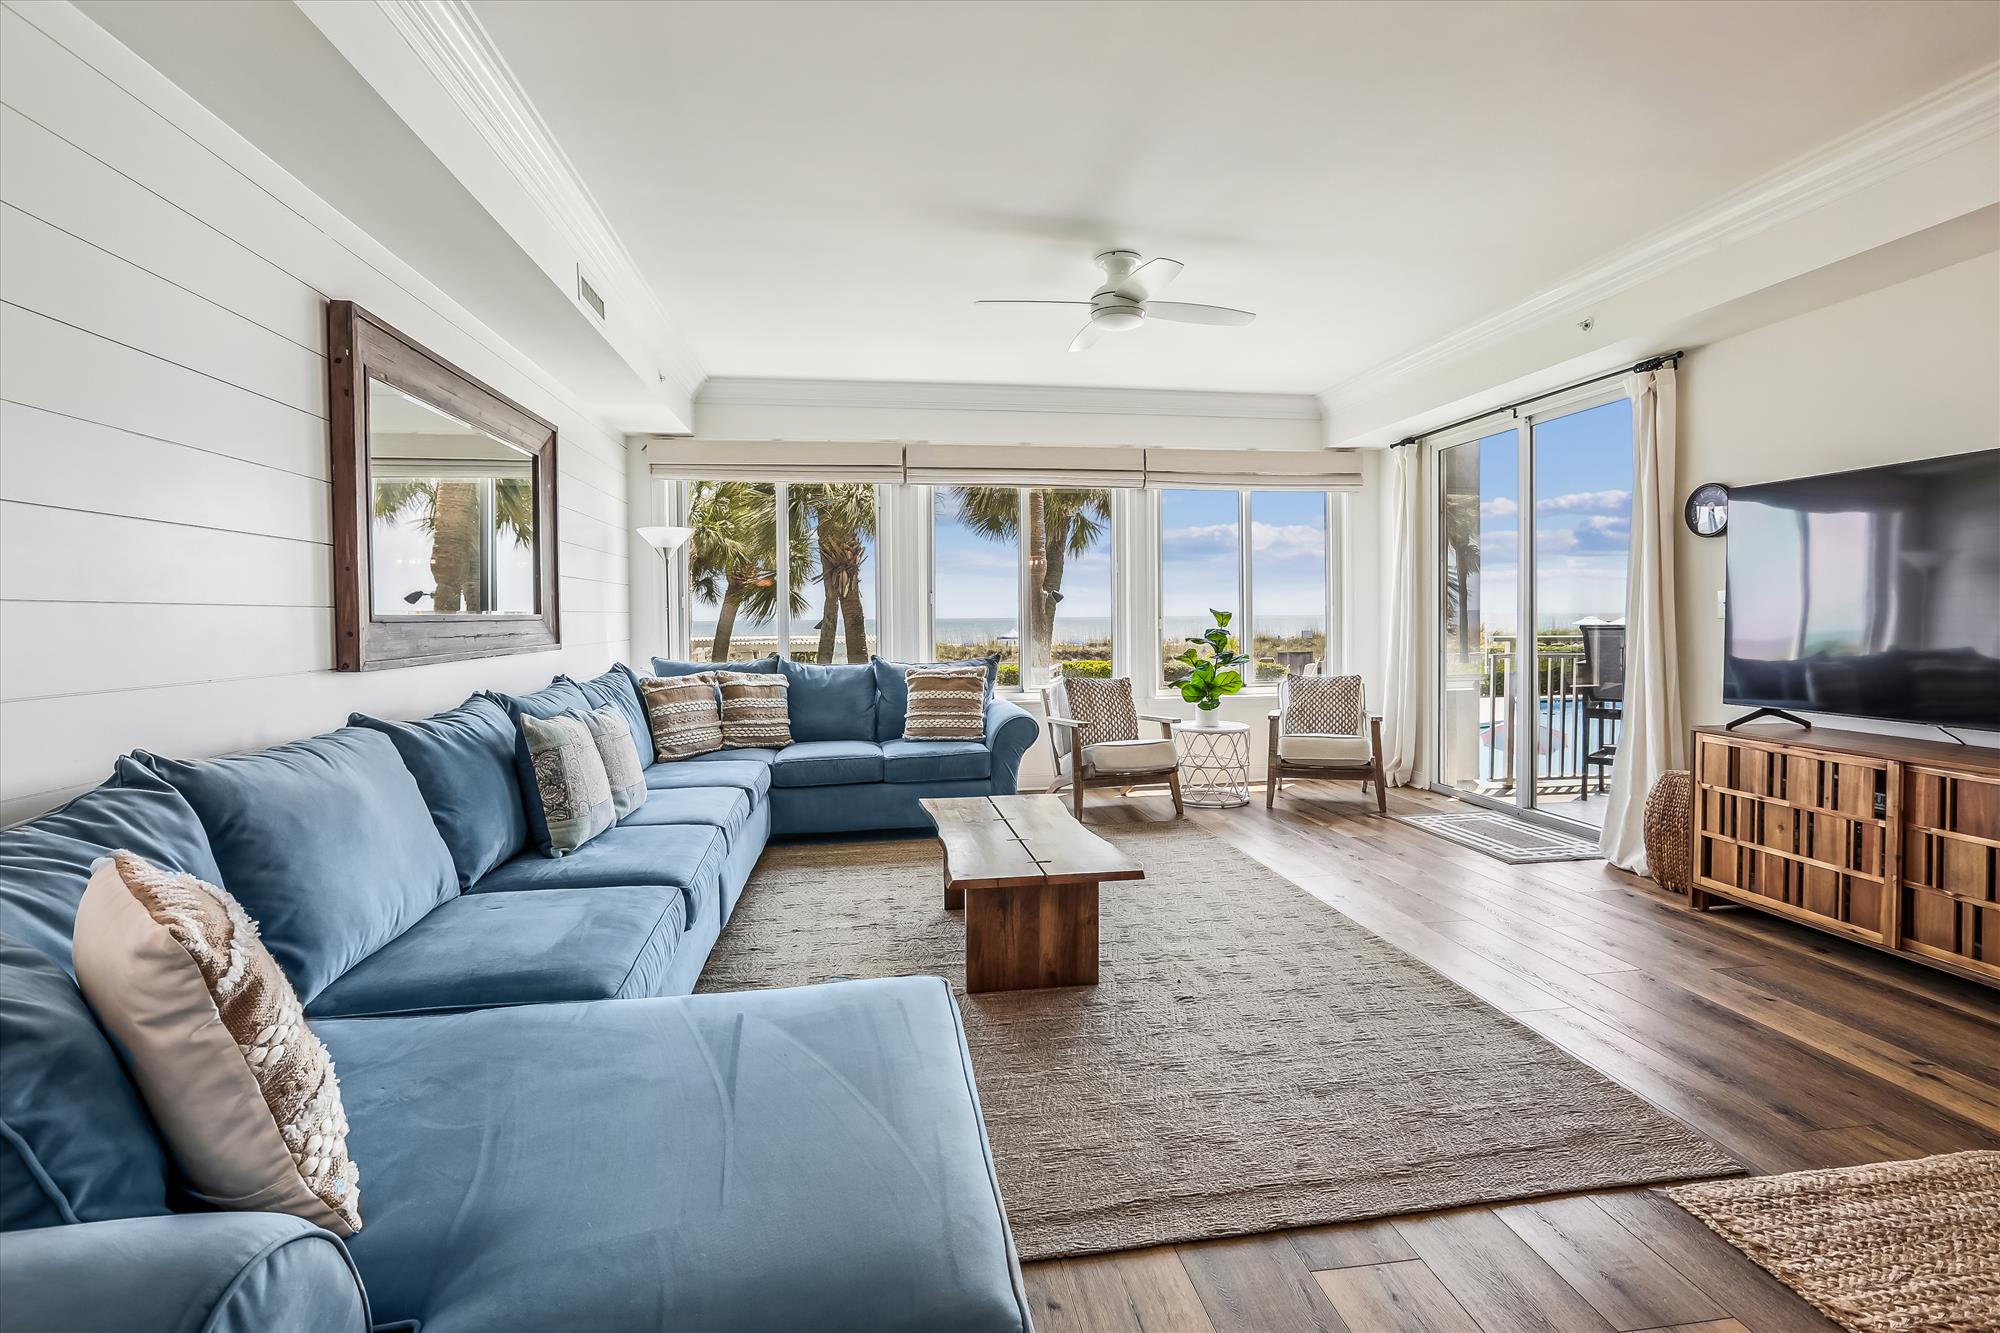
{"left": 1443, "top": 631, "right": 1621, "bottom": 799}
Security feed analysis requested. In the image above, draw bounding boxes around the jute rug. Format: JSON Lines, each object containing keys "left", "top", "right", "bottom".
{"left": 700, "top": 821, "right": 1737, "bottom": 1260}
{"left": 1668, "top": 1152, "right": 2000, "bottom": 1333}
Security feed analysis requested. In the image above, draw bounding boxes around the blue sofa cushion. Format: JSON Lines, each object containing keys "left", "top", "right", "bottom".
{"left": 651, "top": 654, "right": 778, "bottom": 678}
{"left": 566, "top": 666, "right": 655, "bottom": 766}
{"left": 881, "top": 738, "right": 992, "bottom": 784}
{"left": 872, "top": 655, "right": 998, "bottom": 742}
{"left": 321, "top": 978, "right": 1027, "bottom": 1333}
{"left": 620, "top": 785, "right": 754, "bottom": 849}
{"left": 645, "top": 758, "right": 772, "bottom": 800}
{"left": 349, "top": 696, "right": 526, "bottom": 889}
{"left": 305, "top": 887, "right": 686, "bottom": 1018}
{"left": 779, "top": 660, "right": 878, "bottom": 743}
{"left": 770, "top": 740, "right": 884, "bottom": 788}
{"left": 0, "top": 938, "right": 169, "bottom": 1231}
{"left": 137, "top": 730, "right": 457, "bottom": 1003}
{"left": 0, "top": 758, "right": 220, "bottom": 974}
{"left": 473, "top": 823, "right": 727, "bottom": 928}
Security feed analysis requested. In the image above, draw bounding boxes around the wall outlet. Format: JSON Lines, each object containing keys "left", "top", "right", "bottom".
{"left": 1716, "top": 589, "right": 1727, "bottom": 619}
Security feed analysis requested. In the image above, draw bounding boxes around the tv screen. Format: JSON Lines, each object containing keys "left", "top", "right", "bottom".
{"left": 1725, "top": 448, "right": 2000, "bottom": 731}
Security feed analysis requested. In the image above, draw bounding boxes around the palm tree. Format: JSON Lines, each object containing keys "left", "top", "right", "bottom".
{"left": 372, "top": 477, "right": 534, "bottom": 613}
{"left": 946, "top": 486, "right": 1110, "bottom": 678}
{"left": 684, "top": 482, "right": 812, "bottom": 659}
{"left": 794, "top": 483, "right": 877, "bottom": 663}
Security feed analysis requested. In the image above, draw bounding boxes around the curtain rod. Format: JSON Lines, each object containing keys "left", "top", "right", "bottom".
{"left": 1390, "top": 350, "right": 1682, "bottom": 448}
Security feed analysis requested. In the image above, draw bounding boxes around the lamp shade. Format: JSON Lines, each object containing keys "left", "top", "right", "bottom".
{"left": 635, "top": 525, "right": 695, "bottom": 554}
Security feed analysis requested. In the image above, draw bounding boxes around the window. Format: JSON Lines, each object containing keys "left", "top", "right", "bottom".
{"left": 1249, "top": 491, "right": 1328, "bottom": 683}
{"left": 1157, "top": 488, "right": 1338, "bottom": 689}
{"left": 1034, "top": 489, "right": 1113, "bottom": 686}
{"left": 685, "top": 480, "right": 780, "bottom": 663}
{"left": 1158, "top": 489, "right": 1241, "bottom": 685}
{"left": 793, "top": 483, "right": 877, "bottom": 663}
{"left": 932, "top": 487, "right": 1021, "bottom": 683}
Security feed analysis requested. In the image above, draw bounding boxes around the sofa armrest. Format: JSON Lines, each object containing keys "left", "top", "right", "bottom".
{"left": 983, "top": 697, "right": 1040, "bottom": 795}
{"left": 0, "top": 1212, "right": 370, "bottom": 1333}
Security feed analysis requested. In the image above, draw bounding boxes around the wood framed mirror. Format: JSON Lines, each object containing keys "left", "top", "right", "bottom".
{"left": 326, "top": 301, "right": 560, "bottom": 671}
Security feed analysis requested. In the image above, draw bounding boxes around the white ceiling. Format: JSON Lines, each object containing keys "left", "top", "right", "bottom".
{"left": 470, "top": 0, "right": 1998, "bottom": 396}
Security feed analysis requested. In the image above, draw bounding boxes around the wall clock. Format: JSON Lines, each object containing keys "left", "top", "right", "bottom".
{"left": 1685, "top": 482, "right": 1728, "bottom": 537}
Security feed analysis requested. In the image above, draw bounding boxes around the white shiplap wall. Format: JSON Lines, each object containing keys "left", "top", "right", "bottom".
{"left": 0, "top": 2, "right": 633, "bottom": 823}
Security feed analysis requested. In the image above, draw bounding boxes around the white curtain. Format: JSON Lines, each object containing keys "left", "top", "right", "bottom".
{"left": 1381, "top": 445, "right": 1426, "bottom": 786}
{"left": 1600, "top": 366, "right": 1682, "bottom": 872}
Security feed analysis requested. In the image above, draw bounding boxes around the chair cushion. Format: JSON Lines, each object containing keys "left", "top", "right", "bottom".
{"left": 473, "top": 824, "right": 727, "bottom": 929}
{"left": 1082, "top": 737, "right": 1179, "bottom": 775}
{"left": 514, "top": 711, "right": 616, "bottom": 857}
{"left": 639, "top": 672, "right": 724, "bottom": 760}
{"left": 0, "top": 937, "right": 169, "bottom": 1231}
{"left": 136, "top": 729, "right": 457, "bottom": 1004}
{"left": 901, "top": 666, "right": 988, "bottom": 741}
{"left": 645, "top": 758, "right": 773, "bottom": 800}
{"left": 0, "top": 757, "right": 221, "bottom": 975}
{"left": 583, "top": 705, "right": 648, "bottom": 819}
{"left": 1282, "top": 674, "right": 1365, "bottom": 736}
{"left": 1063, "top": 676, "right": 1140, "bottom": 747}
{"left": 872, "top": 655, "right": 997, "bottom": 741}
{"left": 350, "top": 696, "right": 526, "bottom": 889}
{"left": 321, "top": 978, "right": 1029, "bottom": 1333}
{"left": 652, "top": 654, "right": 778, "bottom": 678}
{"left": 305, "top": 887, "right": 686, "bottom": 1018}
{"left": 565, "top": 667, "right": 657, "bottom": 766}
{"left": 771, "top": 740, "right": 884, "bottom": 788}
{"left": 779, "top": 659, "right": 877, "bottom": 743}
{"left": 1279, "top": 733, "right": 1374, "bottom": 764}
{"left": 717, "top": 670, "right": 793, "bottom": 749}
{"left": 619, "top": 785, "right": 754, "bottom": 849}
{"left": 881, "top": 738, "right": 991, "bottom": 784}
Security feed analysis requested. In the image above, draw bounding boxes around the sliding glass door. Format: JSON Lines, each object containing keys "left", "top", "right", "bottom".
{"left": 1435, "top": 394, "right": 1634, "bottom": 828}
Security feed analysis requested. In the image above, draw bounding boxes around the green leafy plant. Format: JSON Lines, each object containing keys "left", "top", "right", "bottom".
{"left": 1175, "top": 610, "right": 1250, "bottom": 712}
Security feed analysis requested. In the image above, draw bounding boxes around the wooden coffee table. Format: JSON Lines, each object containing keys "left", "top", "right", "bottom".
{"left": 920, "top": 794, "right": 1145, "bottom": 993}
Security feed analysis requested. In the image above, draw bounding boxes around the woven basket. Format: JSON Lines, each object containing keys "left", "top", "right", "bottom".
{"left": 1644, "top": 769, "right": 1693, "bottom": 892}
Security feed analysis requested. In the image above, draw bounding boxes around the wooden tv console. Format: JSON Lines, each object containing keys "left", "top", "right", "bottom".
{"left": 1690, "top": 723, "right": 1998, "bottom": 988}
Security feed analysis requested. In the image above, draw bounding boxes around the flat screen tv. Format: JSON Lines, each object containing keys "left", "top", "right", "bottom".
{"left": 1725, "top": 448, "right": 2000, "bottom": 732}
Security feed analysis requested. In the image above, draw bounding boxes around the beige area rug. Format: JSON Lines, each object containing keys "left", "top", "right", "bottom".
{"left": 1668, "top": 1152, "right": 2000, "bottom": 1333}
{"left": 700, "top": 821, "right": 1738, "bottom": 1260}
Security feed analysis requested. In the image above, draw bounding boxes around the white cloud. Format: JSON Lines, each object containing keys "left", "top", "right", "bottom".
{"left": 1538, "top": 489, "right": 1630, "bottom": 516}
{"left": 1250, "top": 521, "right": 1326, "bottom": 561}
{"left": 1481, "top": 497, "right": 1519, "bottom": 518}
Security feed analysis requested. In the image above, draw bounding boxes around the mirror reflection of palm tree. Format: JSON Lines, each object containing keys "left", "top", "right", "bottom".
{"left": 1442, "top": 490, "right": 1480, "bottom": 663}
{"left": 373, "top": 478, "right": 533, "bottom": 613}
{"left": 947, "top": 487, "right": 1110, "bottom": 676}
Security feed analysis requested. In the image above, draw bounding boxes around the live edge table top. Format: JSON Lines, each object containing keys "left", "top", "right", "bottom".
{"left": 920, "top": 795, "right": 1146, "bottom": 891}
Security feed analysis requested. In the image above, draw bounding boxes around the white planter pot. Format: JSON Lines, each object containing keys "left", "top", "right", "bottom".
{"left": 1193, "top": 709, "right": 1222, "bottom": 728}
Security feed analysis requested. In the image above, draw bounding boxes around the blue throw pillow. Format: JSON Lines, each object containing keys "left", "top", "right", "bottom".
{"left": 871, "top": 656, "right": 998, "bottom": 742}
{"left": 0, "top": 937, "right": 170, "bottom": 1231}
{"left": 650, "top": 654, "right": 778, "bottom": 678}
{"left": 350, "top": 696, "right": 528, "bottom": 888}
{"left": 565, "top": 666, "right": 655, "bottom": 766}
{"left": 136, "top": 729, "right": 458, "bottom": 1003}
{"left": 779, "top": 659, "right": 879, "bottom": 743}
{"left": 0, "top": 758, "right": 222, "bottom": 976}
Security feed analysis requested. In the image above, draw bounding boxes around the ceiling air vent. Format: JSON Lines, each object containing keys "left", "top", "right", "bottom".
{"left": 576, "top": 267, "right": 606, "bottom": 322}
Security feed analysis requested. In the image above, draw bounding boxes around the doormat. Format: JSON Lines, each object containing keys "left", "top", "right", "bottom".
{"left": 1396, "top": 811, "right": 1602, "bottom": 863}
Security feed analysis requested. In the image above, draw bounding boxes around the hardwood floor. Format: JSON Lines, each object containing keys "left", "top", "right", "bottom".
{"left": 1021, "top": 784, "right": 2000, "bottom": 1333}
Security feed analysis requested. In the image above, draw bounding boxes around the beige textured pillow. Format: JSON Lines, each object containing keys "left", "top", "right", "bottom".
{"left": 1283, "top": 674, "right": 1364, "bottom": 736}
{"left": 73, "top": 851, "right": 362, "bottom": 1236}
{"left": 716, "top": 671, "right": 792, "bottom": 748}
{"left": 903, "top": 665, "right": 987, "bottom": 741}
{"left": 639, "top": 673, "right": 723, "bottom": 760}
{"left": 1063, "top": 675, "right": 1140, "bottom": 748}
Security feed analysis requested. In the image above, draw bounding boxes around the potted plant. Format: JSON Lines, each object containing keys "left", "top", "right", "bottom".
{"left": 1175, "top": 609, "right": 1250, "bottom": 725}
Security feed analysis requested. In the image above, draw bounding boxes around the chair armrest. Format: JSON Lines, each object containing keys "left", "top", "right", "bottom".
{"left": 1044, "top": 715, "right": 1084, "bottom": 731}
{"left": 1136, "top": 713, "right": 1179, "bottom": 725}
{"left": 984, "top": 697, "right": 1039, "bottom": 795}
{"left": 0, "top": 1212, "right": 370, "bottom": 1333}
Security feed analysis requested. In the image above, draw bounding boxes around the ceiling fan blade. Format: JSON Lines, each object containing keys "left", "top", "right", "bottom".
{"left": 1068, "top": 321, "right": 1102, "bottom": 353}
{"left": 974, "top": 299, "right": 1091, "bottom": 309}
{"left": 1118, "top": 257, "right": 1183, "bottom": 301}
{"left": 1146, "top": 300, "right": 1255, "bottom": 327}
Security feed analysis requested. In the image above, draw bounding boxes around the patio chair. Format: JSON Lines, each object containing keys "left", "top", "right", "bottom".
{"left": 1043, "top": 675, "right": 1185, "bottom": 820}
{"left": 1266, "top": 674, "right": 1386, "bottom": 812}
{"left": 1579, "top": 623, "right": 1625, "bottom": 794}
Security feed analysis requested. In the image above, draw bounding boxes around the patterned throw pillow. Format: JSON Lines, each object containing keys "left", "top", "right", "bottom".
{"left": 716, "top": 671, "right": 792, "bottom": 749}
{"left": 639, "top": 673, "right": 723, "bottom": 760}
{"left": 582, "top": 705, "right": 647, "bottom": 819}
{"left": 902, "top": 665, "right": 987, "bottom": 741}
{"left": 1284, "top": 674, "right": 1365, "bottom": 735}
{"left": 519, "top": 712, "right": 614, "bottom": 855}
{"left": 1064, "top": 675, "right": 1140, "bottom": 748}
{"left": 73, "top": 851, "right": 362, "bottom": 1236}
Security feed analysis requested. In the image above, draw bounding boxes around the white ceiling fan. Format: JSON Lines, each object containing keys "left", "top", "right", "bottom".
{"left": 976, "top": 250, "right": 1255, "bottom": 352}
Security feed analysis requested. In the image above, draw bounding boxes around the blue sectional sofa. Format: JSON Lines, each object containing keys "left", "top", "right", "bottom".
{"left": 0, "top": 658, "right": 1039, "bottom": 1332}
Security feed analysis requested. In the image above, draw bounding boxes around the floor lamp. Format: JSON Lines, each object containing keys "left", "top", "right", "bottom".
{"left": 636, "top": 525, "right": 695, "bottom": 661}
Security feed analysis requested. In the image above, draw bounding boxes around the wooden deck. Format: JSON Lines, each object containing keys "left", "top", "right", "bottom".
{"left": 1021, "top": 784, "right": 2000, "bottom": 1333}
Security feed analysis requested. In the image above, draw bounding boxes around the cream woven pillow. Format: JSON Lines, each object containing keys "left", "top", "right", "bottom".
{"left": 903, "top": 665, "right": 987, "bottom": 741}
{"left": 582, "top": 704, "right": 647, "bottom": 819}
{"left": 639, "top": 673, "right": 723, "bottom": 760}
{"left": 716, "top": 671, "right": 792, "bottom": 748}
{"left": 1063, "top": 675, "right": 1140, "bottom": 748}
{"left": 72, "top": 851, "right": 362, "bottom": 1236}
{"left": 1283, "top": 674, "right": 1364, "bottom": 735}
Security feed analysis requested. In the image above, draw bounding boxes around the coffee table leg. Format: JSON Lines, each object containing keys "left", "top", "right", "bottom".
{"left": 965, "top": 881, "right": 1099, "bottom": 993}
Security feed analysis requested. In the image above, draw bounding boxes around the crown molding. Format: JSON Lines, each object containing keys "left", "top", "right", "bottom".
{"left": 1324, "top": 61, "right": 2000, "bottom": 408}
{"left": 373, "top": 0, "right": 704, "bottom": 400}
{"left": 695, "top": 377, "right": 1324, "bottom": 422}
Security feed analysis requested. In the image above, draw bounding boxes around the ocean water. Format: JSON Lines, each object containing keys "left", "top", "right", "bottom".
{"left": 690, "top": 615, "right": 1327, "bottom": 644}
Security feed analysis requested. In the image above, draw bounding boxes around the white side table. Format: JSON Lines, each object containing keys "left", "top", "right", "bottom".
{"left": 1171, "top": 720, "right": 1251, "bottom": 808}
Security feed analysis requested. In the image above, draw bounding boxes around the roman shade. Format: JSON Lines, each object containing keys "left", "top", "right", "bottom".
{"left": 644, "top": 440, "right": 906, "bottom": 482}
{"left": 1143, "top": 448, "right": 1362, "bottom": 491}
{"left": 904, "top": 443, "right": 1145, "bottom": 489}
